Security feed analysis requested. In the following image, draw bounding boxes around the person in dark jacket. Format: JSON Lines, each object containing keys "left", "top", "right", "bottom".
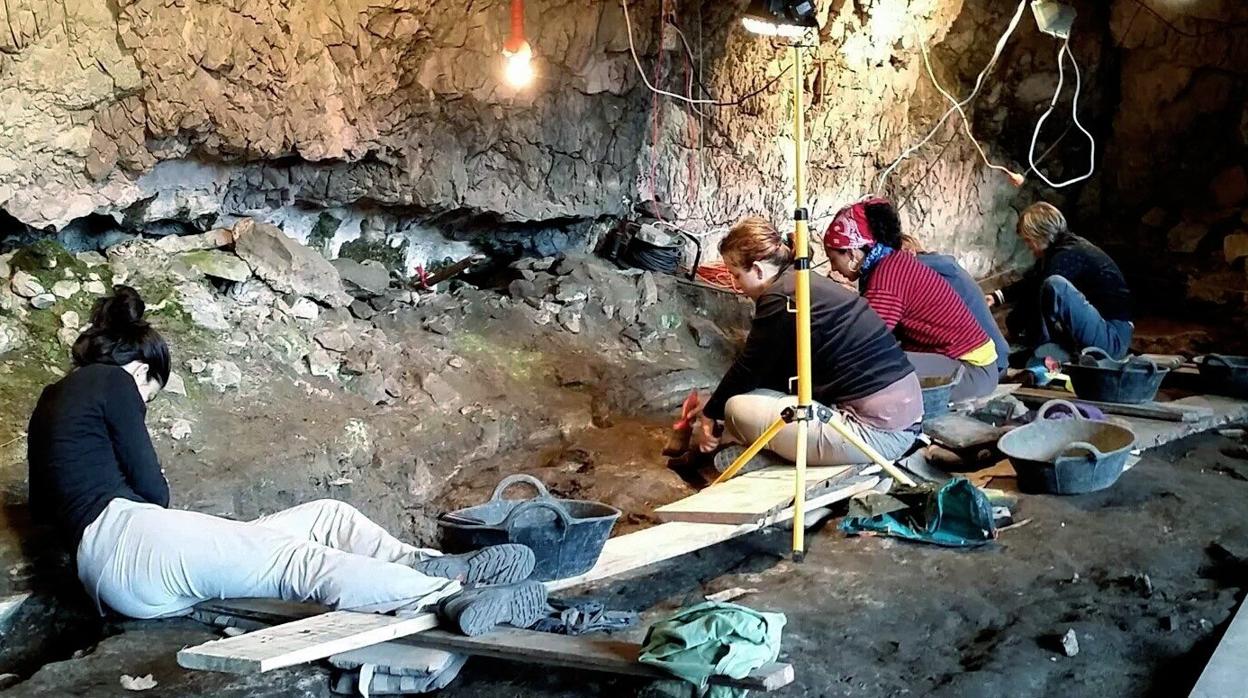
{"left": 988, "top": 202, "right": 1133, "bottom": 361}
{"left": 28, "top": 286, "right": 542, "bottom": 637}
{"left": 692, "top": 216, "right": 923, "bottom": 465}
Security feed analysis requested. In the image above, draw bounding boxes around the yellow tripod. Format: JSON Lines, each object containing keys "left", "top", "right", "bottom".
{"left": 711, "top": 43, "right": 916, "bottom": 561}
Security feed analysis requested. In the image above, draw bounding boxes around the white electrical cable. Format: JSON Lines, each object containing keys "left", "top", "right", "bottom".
{"left": 1027, "top": 38, "right": 1096, "bottom": 188}
{"left": 621, "top": 0, "right": 724, "bottom": 105}
{"left": 875, "top": 0, "right": 1029, "bottom": 189}
{"left": 916, "top": 26, "right": 1024, "bottom": 184}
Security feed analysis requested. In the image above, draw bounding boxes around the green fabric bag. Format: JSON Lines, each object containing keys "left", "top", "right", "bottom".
{"left": 638, "top": 601, "right": 786, "bottom": 698}
{"left": 840, "top": 476, "right": 996, "bottom": 547}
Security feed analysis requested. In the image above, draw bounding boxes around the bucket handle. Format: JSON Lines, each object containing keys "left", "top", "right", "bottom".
{"left": 500, "top": 500, "right": 573, "bottom": 535}
{"left": 1037, "top": 399, "right": 1086, "bottom": 421}
{"left": 1204, "top": 354, "right": 1232, "bottom": 368}
{"left": 490, "top": 474, "right": 551, "bottom": 503}
{"left": 1079, "top": 347, "right": 1113, "bottom": 363}
{"left": 1056, "top": 440, "right": 1106, "bottom": 462}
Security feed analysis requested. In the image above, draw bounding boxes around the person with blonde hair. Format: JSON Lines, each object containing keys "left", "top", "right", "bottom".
{"left": 988, "top": 202, "right": 1133, "bottom": 361}
{"left": 691, "top": 216, "right": 923, "bottom": 466}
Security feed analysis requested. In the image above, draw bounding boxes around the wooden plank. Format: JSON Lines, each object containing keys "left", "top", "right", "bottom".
{"left": 1012, "top": 387, "right": 1212, "bottom": 423}
{"left": 1191, "top": 597, "right": 1248, "bottom": 697}
{"left": 654, "top": 465, "right": 852, "bottom": 524}
{"left": 177, "top": 610, "right": 437, "bottom": 674}
{"left": 194, "top": 601, "right": 794, "bottom": 691}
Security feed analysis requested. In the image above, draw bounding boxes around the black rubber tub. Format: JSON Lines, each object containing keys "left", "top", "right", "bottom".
{"left": 437, "top": 474, "right": 621, "bottom": 582}
{"left": 1197, "top": 354, "right": 1248, "bottom": 400}
{"left": 1064, "top": 347, "right": 1169, "bottom": 405}
{"left": 997, "top": 399, "right": 1136, "bottom": 495}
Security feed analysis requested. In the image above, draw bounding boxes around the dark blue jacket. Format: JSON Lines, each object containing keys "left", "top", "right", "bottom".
{"left": 915, "top": 253, "right": 1010, "bottom": 376}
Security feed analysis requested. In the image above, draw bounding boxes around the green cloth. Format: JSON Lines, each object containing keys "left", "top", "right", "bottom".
{"left": 840, "top": 477, "right": 996, "bottom": 547}
{"left": 638, "top": 602, "right": 786, "bottom": 698}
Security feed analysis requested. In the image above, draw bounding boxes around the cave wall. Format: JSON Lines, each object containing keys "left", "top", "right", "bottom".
{"left": 0, "top": 0, "right": 1243, "bottom": 300}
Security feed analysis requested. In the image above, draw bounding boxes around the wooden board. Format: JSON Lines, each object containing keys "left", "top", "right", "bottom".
{"left": 923, "top": 413, "right": 1005, "bottom": 450}
{"left": 194, "top": 600, "right": 794, "bottom": 691}
{"left": 1191, "top": 597, "right": 1248, "bottom": 697}
{"left": 1012, "top": 387, "right": 1213, "bottom": 423}
{"left": 654, "top": 465, "right": 852, "bottom": 524}
{"left": 176, "top": 610, "right": 437, "bottom": 674}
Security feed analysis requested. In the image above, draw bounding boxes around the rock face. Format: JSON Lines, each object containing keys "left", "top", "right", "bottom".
{"left": 233, "top": 220, "right": 352, "bottom": 308}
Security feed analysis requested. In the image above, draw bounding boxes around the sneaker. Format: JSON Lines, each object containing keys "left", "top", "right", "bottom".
{"left": 436, "top": 581, "right": 549, "bottom": 636}
{"left": 412, "top": 544, "right": 535, "bottom": 587}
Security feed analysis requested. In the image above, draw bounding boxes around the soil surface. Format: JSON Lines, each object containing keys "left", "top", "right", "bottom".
{"left": 4, "top": 430, "right": 1247, "bottom": 696}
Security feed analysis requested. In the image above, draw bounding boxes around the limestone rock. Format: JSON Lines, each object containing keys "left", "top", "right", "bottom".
{"left": 177, "top": 250, "right": 252, "bottom": 283}
{"left": 558, "top": 306, "right": 583, "bottom": 333}
{"left": 31, "top": 293, "right": 57, "bottom": 309}
{"left": 315, "top": 328, "right": 356, "bottom": 354}
{"left": 555, "top": 281, "right": 590, "bottom": 303}
{"left": 289, "top": 297, "right": 321, "bottom": 321}
{"left": 508, "top": 279, "right": 539, "bottom": 300}
{"left": 76, "top": 251, "right": 108, "bottom": 267}
{"left": 1225, "top": 233, "right": 1248, "bottom": 265}
{"left": 176, "top": 283, "right": 229, "bottom": 332}
{"left": 349, "top": 299, "right": 377, "bottom": 321}
{"left": 51, "top": 280, "right": 81, "bottom": 299}
{"left": 84, "top": 280, "right": 108, "bottom": 296}
{"left": 206, "top": 360, "right": 241, "bottom": 391}
{"left": 1211, "top": 166, "right": 1248, "bottom": 208}
{"left": 164, "top": 372, "right": 187, "bottom": 397}
{"left": 154, "top": 229, "right": 234, "bottom": 255}
{"left": 349, "top": 371, "right": 392, "bottom": 405}
{"left": 307, "top": 348, "right": 339, "bottom": 378}
{"left": 639, "top": 272, "right": 659, "bottom": 307}
{"left": 187, "top": 358, "right": 207, "bottom": 374}
{"left": 421, "top": 372, "right": 459, "bottom": 406}
{"left": 1167, "top": 222, "right": 1208, "bottom": 253}
{"left": 332, "top": 258, "right": 390, "bottom": 299}
{"left": 0, "top": 256, "right": 9, "bottom": 280}
{"left": 1060, "top": 629, "right": 1079, "bottom": 657}
{"left": 60, "top": 311, "right": 81, "bottom": 329}
{"left": 0, "top": 321, "right": 26, "bottom": 355}
{"left": 233, "top": 219, "right": 351, "bottom": 308}
{"left": 169, "top": 420, "right": 192, "bottom": 441}
{"left": 11, "top": 271, "right": 45, "bottom": 298}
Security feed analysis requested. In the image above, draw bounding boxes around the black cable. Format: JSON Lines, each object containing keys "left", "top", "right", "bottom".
{"left": 1126, "top": 0, "right": 1248, "bottom": 37}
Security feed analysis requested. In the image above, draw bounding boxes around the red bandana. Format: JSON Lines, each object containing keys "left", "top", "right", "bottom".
{"left": 824, "top": 197, "right": 888, "bottom": 250}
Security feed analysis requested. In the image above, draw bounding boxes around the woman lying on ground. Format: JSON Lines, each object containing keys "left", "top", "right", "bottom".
{"left": 691, "top": 216, "right": 924, "bottom": 466}
{"left": 823, "top": 198, "right": 1000, "bottom": 402}
{"left": 27, "top": 286, "right": 543, "bottom": 635}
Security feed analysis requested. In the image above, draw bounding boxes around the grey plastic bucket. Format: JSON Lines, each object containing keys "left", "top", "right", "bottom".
{"left": 1065, "top": 347, "right": 1169, "bottom": 405}
{"left": 997, "top": 399, "right": 1136, "bottom": 495}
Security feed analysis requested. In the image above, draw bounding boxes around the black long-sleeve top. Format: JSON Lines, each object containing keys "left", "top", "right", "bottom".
{"left": 703, "top": 271, "right": 914, "bottom": 420}
{"left": 27, "top": 364, "right": 170, "bottom": 546}
{"left": 998, "top": 232, "right": 1132, "bottom": 322}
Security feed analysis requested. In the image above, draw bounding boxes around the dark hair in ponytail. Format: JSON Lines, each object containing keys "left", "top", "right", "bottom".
{"left": 864, "top": 200, "right": 904, "bottom": 250}
{"left": 72, "top": 285, "right": 171, "bottom": 387}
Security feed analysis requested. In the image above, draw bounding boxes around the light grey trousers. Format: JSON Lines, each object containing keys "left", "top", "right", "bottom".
{"left": 76, "top": 498, "right": 462, "bottom": 619}
{"left": 905, "top": 351, "right": 1000, "bottom": 402}
{"left": 724, "top": 389, "right": 917, "bottom": 466}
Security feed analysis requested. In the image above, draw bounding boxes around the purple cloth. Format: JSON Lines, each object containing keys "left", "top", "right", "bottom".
{"left": 1033, "top": 401, "right": 1106, "bottom": 422}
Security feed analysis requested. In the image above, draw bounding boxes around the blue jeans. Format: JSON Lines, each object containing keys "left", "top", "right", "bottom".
{"left": 1038, "top": 276, "right": 1132, "bottom": 359}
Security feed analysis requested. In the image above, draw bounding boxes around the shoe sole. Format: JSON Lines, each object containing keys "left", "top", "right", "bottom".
{"left": 456, "top": 582, "right": 548, "bottom": 636}
{"left": 419, "top": 545, "right": 536, "bottom": 586}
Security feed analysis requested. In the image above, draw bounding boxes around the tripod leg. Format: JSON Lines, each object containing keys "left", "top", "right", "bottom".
{"left": 711, "top": 417, "right": 787, "bottom": 485}
{"left": 823, "top": 414, "right": 917, "bottom": 487}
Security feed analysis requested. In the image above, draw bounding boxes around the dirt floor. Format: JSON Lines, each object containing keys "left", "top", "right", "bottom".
{"left": 4, "top": 429, "right": 1248, "bottom": 696}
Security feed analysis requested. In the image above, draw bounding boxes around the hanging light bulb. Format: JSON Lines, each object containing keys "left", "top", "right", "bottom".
{"left": 741, "top": 0, "right": 819, "bottom": 38}
{"left": 502, "top": 0, "right": 534, "bottom": 88}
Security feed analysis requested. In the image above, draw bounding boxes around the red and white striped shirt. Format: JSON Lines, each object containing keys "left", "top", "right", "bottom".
{"left": 862, "top": 251, "right": 990, "bottom": 360}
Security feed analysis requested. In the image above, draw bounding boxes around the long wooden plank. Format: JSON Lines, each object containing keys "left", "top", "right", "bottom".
{"left": 1012, "top": 387, "right": 1212, "bottom": 423}
{"left": 177, "top": 610, "right": 437, "bottom": 673}
{"left": 194, "top": 601, "right": 794, "bottom": 691}
{"left": 551, "top": 475, "right": 878, "bottom": 591}
{"left": 1191, "top": 597, "right": 1248, "bottom": 697}
{"left": 655, "top": 465, "right": 851, "bottom": 524}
